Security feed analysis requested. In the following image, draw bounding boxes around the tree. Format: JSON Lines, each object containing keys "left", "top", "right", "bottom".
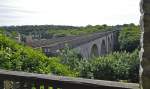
{"left": 118, "top": 25, "right": 141, "bottom": 52}
{"left": 59, "top": 44, "right": 83, "bottom": 71}
{"left": 80, "top": 50, "right": 139, "bottom": 83}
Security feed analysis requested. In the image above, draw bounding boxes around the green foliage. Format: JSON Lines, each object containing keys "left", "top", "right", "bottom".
{"left": 118, "top": 25, "right": 141, "bottom": 52}
{"left": 0, "top": 28, "right": 5, "bottom": 34}
{"left": 0, "top": 33, "right": 76, "bottom": 76}
{"left": 2, "top": 25, "right": 111, "bottom": 39}
{"left": 80, "top": 50, "right": 139, "bottom": 83}
{"left": 0, "top": 24, "right": 140, "bottom": 83}
{"left": 58, "top": 45, "right": 139, "bottom": 83}
{"left": 49, "top": 25, "right": 111, "bottom": 37}
{"left": 59, "top": 44, "right": 83, "bottom": 72}
{"left": 48, "top": 57, "right": 78, "bottom": 76}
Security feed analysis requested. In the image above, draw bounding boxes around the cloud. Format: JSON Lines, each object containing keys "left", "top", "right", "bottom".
{"left": 0, "top": 0, "right": 140, "bottom": 26}
{"left": 0, "top": 4, "right": 37, "bottom": 14}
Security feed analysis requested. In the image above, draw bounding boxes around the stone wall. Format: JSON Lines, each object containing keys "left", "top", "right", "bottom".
{"left": 141, "top": 0, "right": 150, "bottom": 89}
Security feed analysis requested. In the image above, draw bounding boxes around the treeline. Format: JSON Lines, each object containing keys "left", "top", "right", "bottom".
{"left": 48, "top": 24, "right": 111, "bottom": 37}
{"left": 1, "top": 24, "right": 112, "bottom": 39}
{"left": 1, "top": 25, "right": 78, "bottom": 35}
{"left": 119, "top": 24, "right": 140, "bottom": 52}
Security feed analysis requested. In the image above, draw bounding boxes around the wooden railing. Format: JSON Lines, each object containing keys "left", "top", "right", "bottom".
{"left": 0, "top": 69, "right": 139, "bottom": 89}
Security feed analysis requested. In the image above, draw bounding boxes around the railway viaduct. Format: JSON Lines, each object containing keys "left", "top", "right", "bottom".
{"left": 26, "top": 27, "right": 121, "bottom": 58}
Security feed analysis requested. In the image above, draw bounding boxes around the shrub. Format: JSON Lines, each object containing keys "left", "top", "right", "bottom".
{"left": 0, "top": 33, "right": 76, "bottom": 76}
{"left": 118, "top": 25, "right": 141, "bottom": 52}
{"left": 80, "top": 50, "right": 139, "bottom": 83}
{"left": 48, "top": 57, "right": 78, "bottom": 77}
{"left": 59, "top": 44, "right": 83, "bottom": 71}
{"left": 58, "top": 44, "right": 139, "bottom": 83}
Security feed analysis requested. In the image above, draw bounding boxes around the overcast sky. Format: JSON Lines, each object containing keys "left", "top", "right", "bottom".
{"left": 0, "top": 0, "right": 140, "bottom": 26}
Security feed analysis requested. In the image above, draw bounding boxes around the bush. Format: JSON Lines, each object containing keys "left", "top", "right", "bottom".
{"left": 48, "top": 57, "right": 78, "bottom": 77}
{"left": 118, "top": 25, "right": 141, "bottom": 52}
{"left": 0, "top": 33, "right": 76, "bottom": 76}
{"left": 48, "top": 25, "right": 111, "bottom": 37}
{"left": 58, "top": 45, "right": 139, "bottom": 83}
{"left": 80, "top": 50, "right": 139, "bottom": 83}
{"left": 59, "top": 44, "right": 83, "bottom": 71}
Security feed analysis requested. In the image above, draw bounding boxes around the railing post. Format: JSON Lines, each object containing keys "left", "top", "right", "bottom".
{"left": 20, "top": 81, "right": 32, "bottom": 89}
{"left": 13, "top": 81, "right": 20, "bottom": 89}
{"left": 44, "top": 82, "right": 49, "bottom": 89}
{"left": 44, "top": 83, "right": 49, "bottom": 89}
{"left": 26, "top": 81, "right": 32, "bottom": 89}
{"left": 0, "top": 79, "right": 4, "bottom": 89}
{"left": 53, "top": 86, "right": 57, "bottom": 89}
{"left": 35, "top": 80, "right": 40, "bottom": 89}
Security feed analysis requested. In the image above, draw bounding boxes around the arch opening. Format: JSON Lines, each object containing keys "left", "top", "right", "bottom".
{"left": 91, "top": 44, "right": 99, "bottom": 57}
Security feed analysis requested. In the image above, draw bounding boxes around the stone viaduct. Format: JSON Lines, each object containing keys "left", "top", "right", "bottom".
{"left": 26, "top": 27, "right": 121, "bottom": 58}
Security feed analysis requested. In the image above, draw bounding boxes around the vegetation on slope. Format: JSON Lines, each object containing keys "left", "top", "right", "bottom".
{"left": 59, "top": 45, "right": 139, "bottom": 83}
{"left": 2, "top": 25, "right": 78, "bottom": 35}
{"left": 48, "top": 25, "right": 111, "bottom": 37}
{"left": 1, "top": 24, "right": 111, "bottom": 38}
{"left": 119, "top": 24, "right": 141, "bottom": 52}
{"left": 0, "top": 31, "right": 77, "bottom": 76}
{"left": 80, "top": 50, "right": 139, "bottom": 83}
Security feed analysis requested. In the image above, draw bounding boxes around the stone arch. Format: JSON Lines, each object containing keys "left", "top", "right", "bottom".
{"left": 91, "top": 44, "right": 99, "bottom": 57}
{"left": 101, "top": 40, "right": 107, "bottom": 55}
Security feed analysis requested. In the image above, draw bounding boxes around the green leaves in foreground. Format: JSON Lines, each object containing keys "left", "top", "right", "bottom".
{"left": 0, "top": 33, "right": 77, "bottom": 76}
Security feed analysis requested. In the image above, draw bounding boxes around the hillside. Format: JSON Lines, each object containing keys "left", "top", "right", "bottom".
{"left": 0, "top": 32, "right": 77, "bottom": 76}
{"left": 1, "top": 24, "right": 112, "bottom": 39}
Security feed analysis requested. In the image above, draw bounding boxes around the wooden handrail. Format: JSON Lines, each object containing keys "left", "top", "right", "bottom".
{"left": 0, "top": 69, "right": 139, "bottom": 89}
